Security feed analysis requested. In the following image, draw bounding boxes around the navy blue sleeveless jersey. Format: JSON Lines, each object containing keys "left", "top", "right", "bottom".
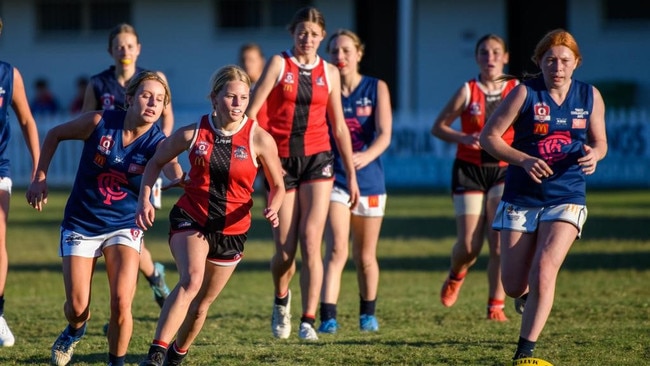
{"left": 90, "top": 66, "right": 146, "bottom": 111}
{"left": 0, "top": 61, "right": 14, "bottom": 177}
{"left": 62, "top": 110, "right": 165, "bottom": 235}
{"left": 502, "top": 77, "right": 593, "bottom": 206}
{"left": 330, "top": 76, "right": 386, "bottom": 196}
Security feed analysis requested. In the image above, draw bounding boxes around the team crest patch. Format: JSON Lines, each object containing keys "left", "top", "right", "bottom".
{"left": 533, "top": 102, "right": 551, "bottom": 122}
{"left": 98, "top": 135, "right": 115, "bottom": 155}
{"left": 234, "top": 146, "right": 248, "bottom": 160}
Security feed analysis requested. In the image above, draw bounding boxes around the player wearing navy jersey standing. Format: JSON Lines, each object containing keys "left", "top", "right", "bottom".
{"left": 479, "top": 29, "right": 607, "bottom": 362}
{"left": 318, "top": 29, "right": 392, "bottom": 334}
{"left": 137, "top": 65, "right": 284, "bottom": 366}
{"left": 82, "top": 23, "right": 173, "bottom": 310}
{"left": 0, "top": 17, "right": 41, "bottom": 348}
{"left": 27, "top": 72, "right": 182, "bottom": 366}
{"left": 247, "top": 6, "right": 359, "bottom": 341}
{"left": 431, "top": 34, "right": 517, "bottom": 321}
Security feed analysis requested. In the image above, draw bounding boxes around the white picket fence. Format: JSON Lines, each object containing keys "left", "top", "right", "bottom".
{"left": 6, "top": 108, "right": 650, "bottom": 188}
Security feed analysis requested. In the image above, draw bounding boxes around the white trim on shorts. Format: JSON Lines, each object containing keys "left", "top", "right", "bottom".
{"left": 492, "top": 201, "right": 588, "bottom": 238}
{"left": 59, "top": 227, "right": 144, "bottom": 258}
{"left": 0, "top": 177, "right": 12, "bottom": 194}
{"left": 330, "top": 185, "right": 386, "bottom": 217}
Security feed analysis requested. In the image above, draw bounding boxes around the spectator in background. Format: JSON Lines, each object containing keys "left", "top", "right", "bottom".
{"left": 30, "top": 77, "right": 61, "bottom": 115}
{"left": 69, "top": 76, "right": 88, "bottom": 115}
{"left": 239, "top": 42, "right": 268, "bottom": 129}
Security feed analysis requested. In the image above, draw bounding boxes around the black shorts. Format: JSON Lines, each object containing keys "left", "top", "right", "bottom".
{"left": 279, "top": 151, "right": 334, "bottom": 191}
{"left": 169, "top": 205, "right": 246, "bottom": 264}
{"left": 451, "top": 159, "right": 507, "bottom": 194}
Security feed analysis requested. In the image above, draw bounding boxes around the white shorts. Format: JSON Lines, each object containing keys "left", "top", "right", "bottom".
{"left": 59, "top": 227, "right": 143, "bottom": 258}
{"left": 330, "top": 185, "right": 386, "bottom": 217}
{"left": 452, "top": 184, "right": 503, "bottom": 216}
{"left": 0, "top": 177, "right": 12, "bottom": 194}
{"left": 492, "top": 201, "right": 588, "bottom": 238}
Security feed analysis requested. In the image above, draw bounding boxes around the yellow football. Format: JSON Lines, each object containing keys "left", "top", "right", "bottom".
{"left": 512, "top": 357, "right": 553, "bottom": 366}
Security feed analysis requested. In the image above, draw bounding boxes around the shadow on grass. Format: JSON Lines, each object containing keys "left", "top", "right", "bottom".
{"left": 9, "top": 249, "right": 648, "bottom": 274}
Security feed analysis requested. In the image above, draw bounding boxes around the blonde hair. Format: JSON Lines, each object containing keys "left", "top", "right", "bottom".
{"left": 125, "top": 71, "right": 171, "bottom": 108}
{"left": 531, "top": 29, "right": 582, "bottom": 67}
{"left": 208, "top": 65, "right": 251, "bottom": 97}
{"left": 326, "top": 29, "right": 365, "bottom": 57}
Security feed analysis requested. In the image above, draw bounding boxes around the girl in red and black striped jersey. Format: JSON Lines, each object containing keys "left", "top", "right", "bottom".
{"left": 247, "top": 6, "right": 360, "bottom": 341}
{"left": 431, "top": 34, "right": 518, "bottom": 322}
{"left": 137, "top": 65, "right": 285, "bottom": 366}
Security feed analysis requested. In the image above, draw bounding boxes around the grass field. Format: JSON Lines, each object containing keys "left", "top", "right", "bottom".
{"left": 0, "top": 188, "right": 648, "bottom": 365}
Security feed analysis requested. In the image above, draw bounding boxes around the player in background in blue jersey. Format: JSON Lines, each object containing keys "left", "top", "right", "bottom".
{"left": 27, "top": 72, "right": 183, "bottom": 366}
{"left": 82, "top": 23, "right": 173, "bottom": 310}
{"left": 0, "top": 17, "right": 41, "bottom": 348}
{"left": 318, "top": 29, "right": 392, "bottom": 334}
{"left": 480, "top": 29, "right": 607, "bottom": 362}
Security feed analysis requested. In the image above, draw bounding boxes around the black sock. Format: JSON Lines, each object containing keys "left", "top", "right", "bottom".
{"left": 320, "top": 303, "right": 337, "bottom": 321}
{"left": 274, "top": 293, "right": 289, "bottom": 306}
{"left": 147, "top": 269, "right": 160, "bottom": 285}
{"left": 300, "top": 315, "right": 315, "bottom": 327}
{"left": 108, "top": 353, "right": 125, "bottom": 366}
{"left": 514, "top": 336, "right": 535, "bottom": 359}
{"left": 360, "top": 296, "right": 376, "bottom": 316}
{"left": 0, "top": 296, "right": 4, "bottom": 317}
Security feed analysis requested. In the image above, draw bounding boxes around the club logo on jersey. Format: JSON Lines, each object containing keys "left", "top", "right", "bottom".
{"left": 234, "top": 146, "right": 248, "bottom": 160}
{"left": 538, "top": 131, "right": 571, "bottom": 165}
{"left": 93, "top": 153, "right": 106, "bottom": 167}
{"left": 533, "top": 123, "right": 549, "bottom": 135}
{"left": 469, "top": 102, "right": 482, "bottom": 116}
{"left": 98, "top": 135, "right": 115, "bottom": 155}
{"left": 0, "top": 86, "right": 5, "bottom": 107}
{"left": 316, "top": 76, "right": 325, "bottom": 86}
{"left": 194, "top": 141, "right": 209, "bottom": 156}
{"left": 572, "top": 118, "right": 586, "bottom": 129}
{"left": 284, "top": 72, "right": 295, "bottom": 84}
{"left": 533, "top": 102, "right": 551, "bottom": 122}
{"left": 345, "top": 118, "right": 365, "bottom": 151}
{"left": 100, "top": 93, "right": 115, "bottom": 110}
{"left": 131, "top": 153, "right": 148, "bottom": 165}
{"left": 97, "top": 169, "right": 129, "bottom": 205}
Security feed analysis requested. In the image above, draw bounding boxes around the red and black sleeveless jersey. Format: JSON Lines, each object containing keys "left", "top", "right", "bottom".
{"left": 265, "top": 50, "right": 331, "bottom": 158}
{"left": 176, "top": 114, "right": 258, "bottom": 234}
{"left": 458, "top": 78, "right": 518, "bottom": 166}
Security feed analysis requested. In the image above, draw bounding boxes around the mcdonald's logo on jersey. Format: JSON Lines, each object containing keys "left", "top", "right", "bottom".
{"left": 93, "top": 153, "right": 106, "bottom": 167}
{"left": 533, "top": 123, "right": 549, "bottom": 135}
{"left": 194, "top": 156, "right": 206, "bottom": 167}
{"left": 283, "top": 84, "right": 292, "bottom": 92}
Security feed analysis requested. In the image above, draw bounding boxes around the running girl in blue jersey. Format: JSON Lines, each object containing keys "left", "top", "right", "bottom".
{"left": 27, "top": 72, "right": 183, "bottom": 366}
{"left": 480, "top": 29, "right": 607, "bottom": 362}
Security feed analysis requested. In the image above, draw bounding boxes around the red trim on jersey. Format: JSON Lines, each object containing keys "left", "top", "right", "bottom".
{"left": 457, "top": 79, "right": 517, "bottom": 166}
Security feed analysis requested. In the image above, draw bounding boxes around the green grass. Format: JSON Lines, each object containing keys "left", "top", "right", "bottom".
{"left": 1, "top": 188, "right": 649, "bottom": 365}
